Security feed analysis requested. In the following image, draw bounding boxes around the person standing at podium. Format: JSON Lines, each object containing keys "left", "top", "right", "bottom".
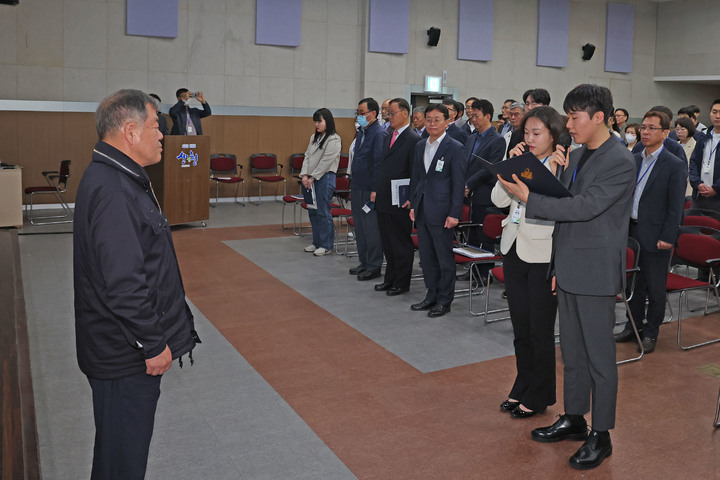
{"left": 169, "top": 88, "right": 212, "bottom": 135}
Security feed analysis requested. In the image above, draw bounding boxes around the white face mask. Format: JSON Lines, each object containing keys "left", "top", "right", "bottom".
{"left": 625, "top": 133, "right": 637, "bottom": 144}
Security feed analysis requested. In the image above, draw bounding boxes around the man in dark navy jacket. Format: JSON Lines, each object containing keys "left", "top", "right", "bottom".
{"left": 74, "top": 89, "right": 200, "bottom": 480}
{"left": 615, "top": 111, "right": 687, "bottom": 353}
{"left": 408, "top": 104, "right": 466, "bottom": 317}
{"left": 169, "top": 88, "right": 212, "bottom": 135}
{"left": 350, "top": 97, "right": 385, "bottom": 280}
{"left": 689, "top": 99, "right": 720, "bottom": 212}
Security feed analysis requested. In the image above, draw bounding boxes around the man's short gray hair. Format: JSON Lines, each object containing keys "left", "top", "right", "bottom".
{"left": 509, "top": 101, "right": 524, "bottom": 112}
{"left": 96, "top": 89, "right": 157, "bottom": 140}
{"left": 412, "top": 106, "right": 425, "bottom": 115}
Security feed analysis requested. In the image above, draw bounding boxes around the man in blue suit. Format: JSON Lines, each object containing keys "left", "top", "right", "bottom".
{"left": 169, "top": 89, "right": 212, "bottom": 135}
{"left": 462, "top": 99, "right": 508, "bottom": 280}
{"left": 350, "top": 97, "right": 385, "bottom": 281}
{"left": 408, "top": 104, "right": 466, "bottom": 318}
{"left": 689, "top": 99, "right": 720, "bottom": 212}
{"left": 614, "top": 110, "right": 687, "bottom": 353}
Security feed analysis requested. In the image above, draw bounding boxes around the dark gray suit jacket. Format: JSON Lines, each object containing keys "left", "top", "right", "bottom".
{"left": 526, "top": 136, "right": 637, "bottom": 296}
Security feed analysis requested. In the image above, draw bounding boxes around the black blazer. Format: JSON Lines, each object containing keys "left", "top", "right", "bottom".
{"left": 169, "top": 100, "right": 212, "bottom": 135}
{"left": 446, "top": 122, "right": 469, "bottom": 146}
{"left": 633, "top": 148, "right": 687, "bottom": 252}
{"left": 375, "top": 127, "right": 421, "bottom": 213}
{"left": 464, "top": 127, "right": 507, "bottom": 206}
{"left": 410, "top": 135, "right": 466, "bottom": 225}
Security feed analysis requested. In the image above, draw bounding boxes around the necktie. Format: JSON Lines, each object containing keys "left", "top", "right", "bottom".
{"left": 185, "top": 105, "right": 196, "bottom": 135}
{"left": 390, "top": 130, "right": 399, "bottom": 148}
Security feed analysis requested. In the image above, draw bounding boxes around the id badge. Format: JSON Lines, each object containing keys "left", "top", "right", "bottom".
{"left": 435, "top": 159, "right": 444, "bottom": 172}
{"left": 510, "top": 203, "right": 523, "bottom": 224}
{"left": 187, "top": 125, "right": 193, "bottom": 133}
{"left": 703, "top": 164, "right": 712, "bottom": 174}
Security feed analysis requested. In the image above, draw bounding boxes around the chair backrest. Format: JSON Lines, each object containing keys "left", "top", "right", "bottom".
{"left": 337, "top": 153, "right": 350, "bottom": 174}
{"left": 461, "top": 204, "right": 471, "bottom": 223}
{"left": 250, "top": 153, "right": 278, "bottom": 175}
{"left": 54, "top": 160, "right": 71, "bottom": 190}
{"left": 210, "top": 154, "right": 238, "bottom": 175}
{"left": 482, "top": 214, "right": 506, "bottom": 241}
{"left": 682, "top": 208, "right": 720, "bottom": 233}
{"left": 675, "top": 227, "right": 720, "bottom": 269}
{"left": 335, "top": 175, "right": 350, "bottom": 192}
{"left": 289, "top": 154, "right": 305, "bottom": 174}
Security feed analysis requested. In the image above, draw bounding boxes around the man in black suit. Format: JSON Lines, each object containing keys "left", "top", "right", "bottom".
{"left": 374, "top": 98, "right": 421, "bottom": 296}
{"left": 462, "top": 99, "right": 507, "bottom": 280}
{"left": 169, "top": 88, "right": 212, "bottom": 135}
{"left": 412, "top": 107, "right": 426, "bottom": 136}
{"left": 442, "top": 98, "right": 469, "bottom": 145}
{"left": 408, "top": 104, "right": 466, "bottom": 318}
{"left": 615, "top": 110, "right": 687, "bottom": 353}
{"left": 689, "top": 99, "right": 720, "bottom": 212}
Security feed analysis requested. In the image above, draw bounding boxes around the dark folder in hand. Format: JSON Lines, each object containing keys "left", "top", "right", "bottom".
{"left": 481, "top": 152, "right": 572, "bottom": 198}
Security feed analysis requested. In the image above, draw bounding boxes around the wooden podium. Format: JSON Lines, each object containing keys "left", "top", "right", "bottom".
{"left": 145, "top": 136, "right": 210, "bottom": 226}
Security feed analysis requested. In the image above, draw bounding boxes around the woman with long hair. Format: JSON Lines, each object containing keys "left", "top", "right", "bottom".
{"left": 301, "top": 108, "right": 342, "bottom": 256}
{"left": 491, "top": 106, "right": 566, "bottom": 418}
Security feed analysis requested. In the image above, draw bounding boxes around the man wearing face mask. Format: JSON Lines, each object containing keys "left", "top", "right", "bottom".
{"left": 349, "top": 98, "right": 385, "bottom": 281}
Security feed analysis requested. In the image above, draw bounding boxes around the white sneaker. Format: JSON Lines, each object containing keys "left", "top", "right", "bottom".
{"left": 313, "top": 247, "right": 332, "bottom": 256}
{"left": 304, "top": 245, "right": 317, "bottom": 252}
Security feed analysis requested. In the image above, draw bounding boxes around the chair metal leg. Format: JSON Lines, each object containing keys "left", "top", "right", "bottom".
{"left": 477, "top": 268, "right": 510, "bottom": 322}
{"left": 26, "top": 190, "right": 73, "bottom": 225}
{"left": 617, "top": 290, "right": 644, "bottom": 365}
{"left": 676, "top": 282, "right": 720, "bottom": 350}
{"left": 235, "top": 181, "right": 245, "bottom": 206}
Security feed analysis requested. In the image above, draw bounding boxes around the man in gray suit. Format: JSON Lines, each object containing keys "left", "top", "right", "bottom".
{"left": 499, "top": 84, "right": 636, "bottom": 470}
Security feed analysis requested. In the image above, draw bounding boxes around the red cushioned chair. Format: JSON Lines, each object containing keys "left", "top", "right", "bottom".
{"left": 210, "top": 154, "right": 245, "bottom": 207}
{"left": 331, "top": 207, "right": 353, "bottom": 255}
{"left": 337, "top": 153, "right": 349, "bottom": 176}
{"left": 333, "top": 175, "right": 351, "bottom": 208}
{"left": 665, "top": 226, "right": 720, "bottom": 350}
{"left": 24, "top": 159, "right": 72, "bottom": 225}
{"left": 250, "top": 153, "right": 285, "bottom": 203}
{"left": 281, "top": 154, "right": 307, "bottom": 232}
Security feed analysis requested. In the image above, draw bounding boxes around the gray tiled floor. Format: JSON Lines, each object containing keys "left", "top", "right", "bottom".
{"left": 18, "top": 202, "right": 713, "bottom": 479}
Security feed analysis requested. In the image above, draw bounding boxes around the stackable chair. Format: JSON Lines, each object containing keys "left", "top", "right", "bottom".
{"left": 209, "top": 154, "right": 245, "bottom": 207}
{"left": 665, "top": 226, "right": 720, "bottom": 350}
{"left": 616, "top": 237, "right": 644, "bottom": 365}
{"left": 250, "top": 153, "right": 285, "bottom": 203}
{"left": 715, "top": 384, "right": 720, "bottom": 428}
{"left": 24, "top": 159, "right": 72, "bottom": 225}
{"left": 281, "top": 154, "right": 306, "bottom": 233}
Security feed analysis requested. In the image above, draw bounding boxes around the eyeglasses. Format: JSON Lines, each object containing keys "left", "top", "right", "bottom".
{"left": 638, "top": 125, "right": 664, "bottom": 132}
{"left": 355, "top": 111, "right": 369, "bottom": 116}
{"left": 387, "top": 110, "right": 403, "bottom": 118}
{"left": 524, "top": 101, "right": 539, "bottom": 108}
{"left": 425, "top": 117, "right": 446, "bottom": 125}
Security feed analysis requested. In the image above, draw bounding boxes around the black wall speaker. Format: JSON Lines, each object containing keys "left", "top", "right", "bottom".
{"left": 582, "top": 43, "right": 596, "bottom": 61}
{"left": 0, "top": 0, "right": 20, "bottom": 5}
{"left": 427, "top": 27, "right": 441, "bottom": 47}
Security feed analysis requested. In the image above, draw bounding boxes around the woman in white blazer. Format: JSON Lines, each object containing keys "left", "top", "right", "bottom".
{"left": 300, "top": 108, "right": 342, "bottom": 256}
{"left": 491, "top": 106, "right": 566, "bottom": 419}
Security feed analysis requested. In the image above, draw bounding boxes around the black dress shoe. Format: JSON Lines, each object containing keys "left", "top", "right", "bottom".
{"left": 640, "top": 337, "right": 657, "bottom": 354}
{"left": 428, "top": 304, "right": 451, "bottom": 318}
{"left": 349, "top": 265, "right": 365, "bottom": 275}
{"left": 411, "top": 299, "right": 435, "bottom": 311}
{"left": 374, "top": 282, "right": 392, "bottom": 291}
{"left": 500, "top": 400, "right": 520, "bottom": 412}
{"left": 614, "top": 326, "right": 640, "bottom": 343}
{"left": 569, "top": 430, "right": 612, "bottom": 470}
{"left": 387, "top": 287, "right": 409, "bottom": 296}
{"left": 531, "top": 414, "right": 588, "bottom": 443}
{"left": 510, "top": 405, "right": 537, "bottom": 419}
{"left": 357, "top": 269, "right": 381, "bottom": 281}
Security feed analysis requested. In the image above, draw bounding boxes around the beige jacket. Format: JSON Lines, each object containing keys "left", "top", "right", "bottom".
{"left": 300, "top": 133, "right": 341, "bottom": 180}
{"left": 490, "top": 160, "right": 555, "bottom": 263}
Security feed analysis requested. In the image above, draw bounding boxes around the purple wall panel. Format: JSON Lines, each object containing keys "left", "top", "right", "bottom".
{"left": 537, "top": 0, "right": 569, "bottom": 67}
{"left": 256, "top": 0, "right": 302, "bottom": 47}
{"left": 605, "top": 3, "right": 634, "bottom": 73}
{"left": 126, "top": 0, "right": 178, "bottom": 38}
{"left": 368, "top": 0, "right": 410, "bottom": 54}
{"left": 457, "top": 0, "right": 493, "bottom": 61}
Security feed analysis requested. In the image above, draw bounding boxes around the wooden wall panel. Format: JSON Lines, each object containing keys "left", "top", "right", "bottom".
{"left": 10, "top": 112, "right": 360, "bottom": 204}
